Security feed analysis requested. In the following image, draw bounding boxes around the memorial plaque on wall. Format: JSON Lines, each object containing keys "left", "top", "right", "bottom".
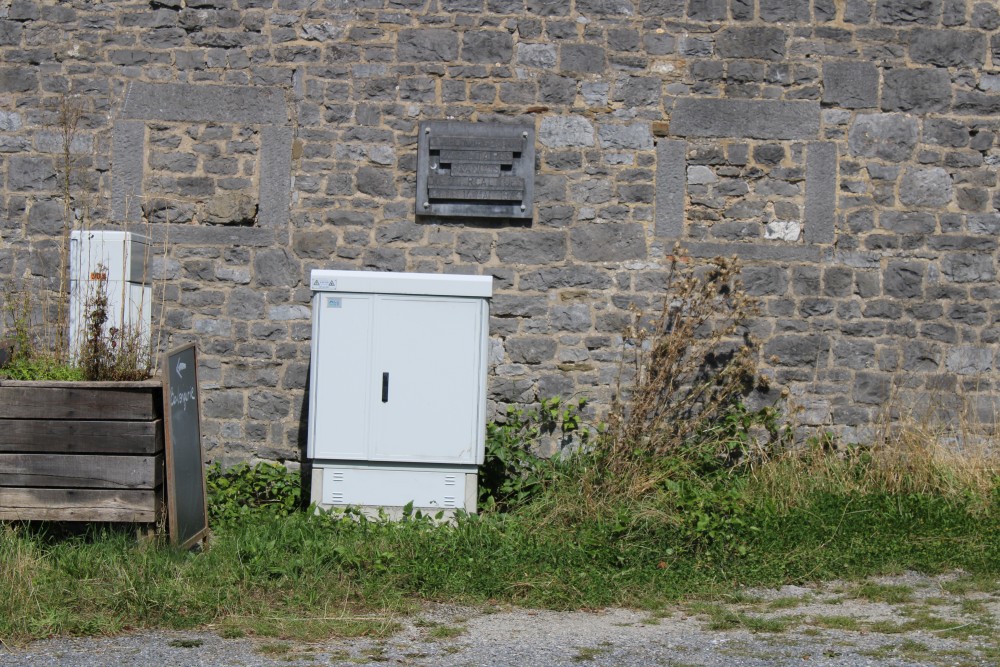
{"left": 416, "top": 121, "right": 535, "bottom": 220}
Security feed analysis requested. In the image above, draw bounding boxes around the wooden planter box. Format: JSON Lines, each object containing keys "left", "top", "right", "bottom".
{"left": 0, "top": 380, "right": 164, "bottom": 523}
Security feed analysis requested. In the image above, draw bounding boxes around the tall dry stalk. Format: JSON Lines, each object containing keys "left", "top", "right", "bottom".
{"left": 749, "top": 390, "right": 999, "bottom": 511}
{"left": 55, "top": 95, "right": 86, "bottom": 361}
{"left": 606, "top": 249, "right": 761, "bottom": 468}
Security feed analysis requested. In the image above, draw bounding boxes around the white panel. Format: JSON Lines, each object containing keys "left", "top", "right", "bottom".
{"left": 370, "top": 295, "right": 482, "bottom": 464}
{"left": 320, "top": 466, "right": 468, "bottom": 509}
{"left": 309, "top": 293, "right": 374, "bottom": 460}
{"left": 69, "top": 231, "right": 152, "bottom": 357}
{"left": 311, "top": 269, "right": 492, "bottom": 298}
{"left": 70, "top": 230, "right": 150, "bottom": 284}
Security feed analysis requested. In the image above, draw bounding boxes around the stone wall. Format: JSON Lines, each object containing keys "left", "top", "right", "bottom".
{"left": 1, "top": 0, "right": 999, "bottom": 462}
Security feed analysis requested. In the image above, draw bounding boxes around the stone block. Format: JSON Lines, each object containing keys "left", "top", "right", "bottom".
{"left": 576, "top": 0, "right": 636, "bottom": 14}
{"left": 908, "top": 29, "right": 985, "bottom": 67}
{"left": 122, "top": 82, "right": 287, "bottom": 124}
{"left": 397, "top": 29, "right": 459, "bottom": 61}
{"left": 638, "top": 0, "right": 685, "bottom": 15}
{"left": 550, "top": 304, "right": 592, "bottom": 332}
{"left": 687, "top": 165, "right": 718, "bottom": 185}
{"left": 880, "top": 211, "right": 936, "bottom": 234}
{"left": 688, "top": 0, "right": 727, "bottom": 20}
{"left": 0, "top": 66, "right": 36, "bottom": 93}
{"left": 7, "top": 156, "right": 56, "bottom": 191}
{"left": 848, "top": 113, "right": 918, "bottom": 162}
{"left": 560, "top": 44, "right": 606, "bottom": 73}
{"left": 941, "top": 253, "right": 995, "bottom": 282}
{"left": 539, "top": 115, "right": 595, "bottom": 148}
{"left": 489, "top": 377, "right": 535, "bottom": 403}
{"left": 822, "top": 61, "right": 878, "bottom": 108}
{"left": 0, "top": 111, "right": 21, "bottom": 131}
{"left": 598, "top": 123, "right": 653, "bottom": 150}
{"left": 882, "top": 68, "right": 952, "bottom": 113}
{"left": 462, "top": 30, "right": 513, "bottom": 63}
{"left": 853, "top": 372, "right": 891, "bottom": 405}
{"left": 760, "top": 0, "right": 810, "bottom": 22}
{"left": 875, "top": 0, "right": 943, "bottom": 24}
{"left": 362, "top": 248, "right": 405, "bottom": 272}
{"left": 356, "top": 167, "right": 395, "bottom": 198}
{"left": 26, "top": 199, "right": 63, "bottom": 235}
{"left": 571, "top": 223, "right": 646, "bottom": 262}
{"left": 764, "top": 334, "right": 831, "bottom": 366}
{"left": 203, "top": 391, "right": 245, "bottom": 419}
{"left": 923, "top": 118, "right": 968, "bottom": 147}
{"left": 805, "top": 142, "right": 837, "bottom": 244}
{"left": 505, "top": 337, "right": 557, "bottom": 364}
{"left": 671, "top": 99, "right": 820, "bottom": 140}
{"left": 519, "top": 265, "right": 613, "bottom": 290}
{"left": 204, "top": 192, "right": 257, "bottom": 225}
{"left": 884, "top": 260, "right": 925, "bottom": 298}
{"left": 716, "top": 27, "right": 787, "bottom": 61}
{"left": 249, "top": 391, "right": 290, "bottom": 421}
{"left": 946, "top": 345, "right": 993, "bottom": 375}
{"left": 517, "top": 43, "right": 557, "bottom": 69}
{"left": 607, "top": 27, "right": 641, "bottom": 51}
{"left": 292, "top": 230, "right": 337, "bottom": 259}
{"left": 899, "top": 167, "right": 953, "bottom": 206}
{"left": 496, "top": 231, "right": 567, "bottom": 264}
{"left": 834, "top": 339, "right": 876, "bottom": 370}
{"left": 655, "top": 140, "right": 686, "bottom": 238}
{"left": 973, "top": 2, "right": 1000, "bottom": 29}
{"left": 741, "top": 265, "right": 789, "bottom": 296}
{"left": 254, "top": 248, "right": 300, "bottom": 287}
{"left": 614, "top": 76, "right": 661, "bottom": 107}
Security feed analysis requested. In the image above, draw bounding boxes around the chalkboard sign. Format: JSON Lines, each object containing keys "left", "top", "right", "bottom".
{"left": 163, "top": 344, "right": 208, "bottom": 549}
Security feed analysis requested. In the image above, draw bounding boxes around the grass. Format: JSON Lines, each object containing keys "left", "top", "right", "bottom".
{"left": 1, "top": 444, "right": 997, "bottom": 646}
{"left": 850, "top": 582, "right": 914, "bottom": 604}
{"left": 572, "top": 644, "right": 612, "bottom": 661}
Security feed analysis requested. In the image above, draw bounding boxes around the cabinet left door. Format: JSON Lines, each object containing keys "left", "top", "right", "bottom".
{"left": 309, "top": 292, "right": 375, "bottom": 460}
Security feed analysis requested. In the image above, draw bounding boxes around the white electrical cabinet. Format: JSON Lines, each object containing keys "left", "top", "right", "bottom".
{"left": 69, "top": 231, "right": 152, "bottom": 355}
{"left": 307, "top": 270, "right": 492, "bottom": 514}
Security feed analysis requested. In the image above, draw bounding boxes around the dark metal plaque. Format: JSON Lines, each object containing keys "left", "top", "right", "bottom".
{"left": 416, "top": 121, "right": 535, "bottom": 220}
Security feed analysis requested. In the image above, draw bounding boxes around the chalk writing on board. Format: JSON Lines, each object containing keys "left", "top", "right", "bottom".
{"left": 171, "top": 387, "right": 196, "bottom": 410}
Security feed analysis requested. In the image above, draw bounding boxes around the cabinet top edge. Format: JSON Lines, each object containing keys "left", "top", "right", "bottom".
{"left": 310, "top": 270, "right": 493, "bottom": 298}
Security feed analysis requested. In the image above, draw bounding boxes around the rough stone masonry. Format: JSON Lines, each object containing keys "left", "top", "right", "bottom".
{"left": 1, "top": 0, "right": 999, "bottom": 462}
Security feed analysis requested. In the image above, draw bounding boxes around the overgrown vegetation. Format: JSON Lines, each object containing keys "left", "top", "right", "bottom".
{"left": 0, "top": 94, "right": 154, "bottom": 382}
{"left": 1, "top": 255, "right": 998, "bottom": 645}
{"left": 0, "top": 272, "right": 152, "bottom": 381}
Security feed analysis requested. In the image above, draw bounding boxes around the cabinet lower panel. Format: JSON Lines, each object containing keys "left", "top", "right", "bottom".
{"left": 311, "top": 463, "right": 478, "bottom": 514}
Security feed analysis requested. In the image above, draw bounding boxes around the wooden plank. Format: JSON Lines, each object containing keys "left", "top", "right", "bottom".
{"left": 0, "top": 419, "right": 163, "bottom": 454}
{"left": 0, "top": 487, "right": 159, "bottom": 522}
{"left": 0, "top": 379, "right": 163, "bottom": 390}
{"left": 0, "top": 453, "right": 163, "bottom": 489}
{"left": 0, "top": 385, "right": 162, "bottom": 421}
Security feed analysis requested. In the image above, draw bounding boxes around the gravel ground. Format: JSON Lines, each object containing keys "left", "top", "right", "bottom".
{"left": 1, "top": 572, "right": 996, "bottom": 667}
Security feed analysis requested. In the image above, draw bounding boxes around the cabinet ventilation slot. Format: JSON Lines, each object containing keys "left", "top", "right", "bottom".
{"left": 444, "top": 475, "right": 456, "bottom": 486}
{"left": 329, "top": 493, "right": 344, "bottom": 504}
{"left": 443, "top": 496, "right": 456, "bottom": 507}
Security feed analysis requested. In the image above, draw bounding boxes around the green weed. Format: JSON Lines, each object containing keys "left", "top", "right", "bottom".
{"left": 851, "top": 582, "right": 914, "bottom": 604}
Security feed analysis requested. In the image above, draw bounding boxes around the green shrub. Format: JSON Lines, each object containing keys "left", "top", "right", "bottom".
{"left": 207, "top": 462, "right": 303, "bottom": 524}
{"left": 479, "top": 397, "right": 590, "bottom": 511}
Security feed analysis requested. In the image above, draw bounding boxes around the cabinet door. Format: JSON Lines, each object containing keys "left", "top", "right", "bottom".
{"left": 369, "top": 295, "right": 484, "bottom": 464}
{"left": 309, "top": 293, "right": 374, "bottom": 460}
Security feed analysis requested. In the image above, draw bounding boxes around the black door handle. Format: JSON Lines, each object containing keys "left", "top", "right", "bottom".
{"left": 381, "top": 372, "right": 389, "bottom": 402}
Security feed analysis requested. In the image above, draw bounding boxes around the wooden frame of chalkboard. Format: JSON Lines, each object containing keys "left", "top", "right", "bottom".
{"left": 163, "top": 343, "right": 209, "bottom": 549}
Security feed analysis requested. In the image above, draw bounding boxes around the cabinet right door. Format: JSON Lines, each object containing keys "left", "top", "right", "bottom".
{"left": 369, "top": 295, "right": 485, "bottom": 464}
